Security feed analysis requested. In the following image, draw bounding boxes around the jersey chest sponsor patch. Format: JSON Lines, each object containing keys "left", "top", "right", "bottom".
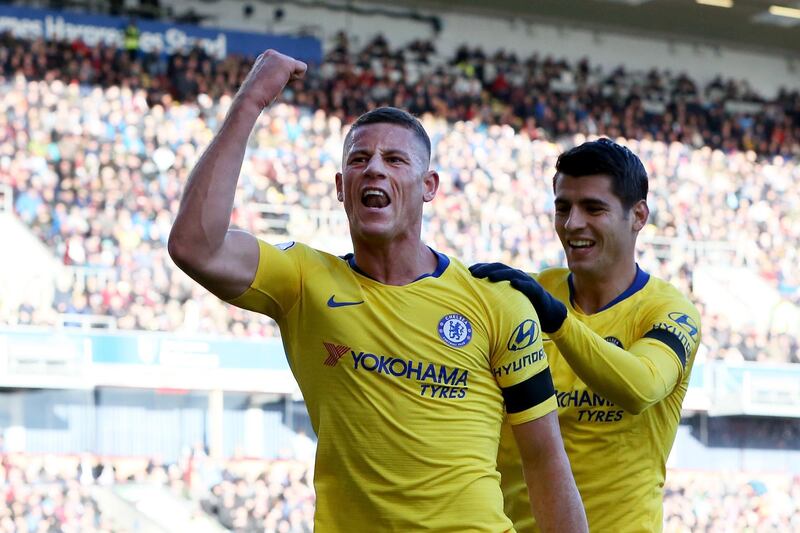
{"left": 320, "top": 341, "right": 471, "bottom": 400}
{"left": 556, "top": 387, "right": 626, "bottom": 424}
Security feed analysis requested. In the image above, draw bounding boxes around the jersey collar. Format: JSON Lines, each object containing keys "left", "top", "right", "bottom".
{"left": 568, "top": 264, "right": 650, "bottom": 313}
{"left": 343, "top": 247, "right": 450, "bottom": 283}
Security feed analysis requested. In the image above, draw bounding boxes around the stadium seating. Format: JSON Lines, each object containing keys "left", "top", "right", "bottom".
{"left": 2, "top": 451, "right": 797, "bottom": 532}
{"left": 663, "top": 469, "right": 800, "bottom": 532}
{"left": 1, "top": 33, "right": 798, "bottom": 363}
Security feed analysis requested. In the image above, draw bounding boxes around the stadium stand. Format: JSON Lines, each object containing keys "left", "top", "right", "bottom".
{"left": 0, "top": 453, "right": 119, "bottom": 533}
{"left": 0, "top": 451, "right": 315, "bottom": 533}
{"left": 0, "top": 31, "right": 797, "bottom": 157}
{"left": 663, "top": 470, "right": 800, "bottom": 532}
{"left": 1, "top": 451, "right": 797, "bottom": 532}
{"left": 0, "top": 1, "right": 799, "bottom": 530}
{"left": 1, "top": 34, "right": 798, "bottom": 364}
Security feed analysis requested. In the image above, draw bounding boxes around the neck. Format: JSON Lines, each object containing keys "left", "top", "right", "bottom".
{"left": 352, "top": 237, "right": 437, "bottom": 285}
{"left": 572, "top": 261, "right": 638, "bottom": 315}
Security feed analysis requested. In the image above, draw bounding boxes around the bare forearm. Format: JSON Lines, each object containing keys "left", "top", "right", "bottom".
{"left": 513, "top": 415, "right": 588, "bottom": 532}
{"left": 170, "top": 96, "right": 262, "bottom": 256}
{"left": 526, "top": 457, "right": 587, "bottom": 533}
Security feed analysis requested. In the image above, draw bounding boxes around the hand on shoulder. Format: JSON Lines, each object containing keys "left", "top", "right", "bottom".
{"left": 470, "top": 262, "right": 567, "bottom": 333}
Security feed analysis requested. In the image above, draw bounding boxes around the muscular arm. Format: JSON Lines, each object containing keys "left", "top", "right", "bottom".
{"left": 167, "top": 97, "right": 262, "bottom": 300}
{"left": 168, "top": 50, "right": 306, "bottom": 301}
{"left": 512, "top": 412, "right": 587, "bottom": 533}
{"left": 549, "top": 314, "right": 684, "bottom": 414}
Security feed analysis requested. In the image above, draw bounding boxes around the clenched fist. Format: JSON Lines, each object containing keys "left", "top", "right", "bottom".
{"left": 237, "top": 49, "right": 307, "bottom": 110}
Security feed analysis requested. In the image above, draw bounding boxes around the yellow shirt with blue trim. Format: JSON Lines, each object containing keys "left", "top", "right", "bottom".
{"left": 499, "top": 267, "right": 701, "bottom": 533}
{"left": 229, "top": 240, "right": 557, "bottom": 532}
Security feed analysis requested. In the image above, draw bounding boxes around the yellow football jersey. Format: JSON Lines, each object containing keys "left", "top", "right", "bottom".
{"left": 229, "top": 240, "right": 557, "bottom": 532}
{"left": 500, "top": 267, "right": 701, "bottom": 533}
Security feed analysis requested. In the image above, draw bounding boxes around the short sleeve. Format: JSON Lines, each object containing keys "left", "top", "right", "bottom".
{"left": 488, "top": 289, "right": 557, "bottom": 426}
{"left": 226, "top": 239, "right": 303, "bottom": 320}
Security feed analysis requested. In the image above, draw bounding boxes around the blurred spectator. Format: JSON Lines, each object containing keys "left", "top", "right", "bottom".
{"left": 664, "top": 470, "right": 800, "bottom": 532}
{"left": 2, "top": 452, "right": 797, "bottom": 531}
{"left": 199, "top": 459, "right": 314, "bottom": 533}
{"left": 0, "top": 454, "right": 119, "bottom": 533}
{"left": 0, "top": 33, "right": 798, "bottom": 365}
{"left": 0, "top": 452, "right": 314, "bottom": 533}
{"left": 0, "top": 31, "right": 797, "bottom": 156}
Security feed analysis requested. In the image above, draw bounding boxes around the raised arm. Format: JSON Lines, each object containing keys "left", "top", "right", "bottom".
{"left": 513, "top": 413, "right": 588, "bottom": 532}
{"left": 168, "top": 50, "right": 307, "bottom": 301}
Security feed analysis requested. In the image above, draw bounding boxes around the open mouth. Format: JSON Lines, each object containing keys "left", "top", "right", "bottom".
{"left": 568, "top": 239, "right": 595, "bottom": 250}
{"left": 361, "top": 188, "right": 391, "bottom": 208}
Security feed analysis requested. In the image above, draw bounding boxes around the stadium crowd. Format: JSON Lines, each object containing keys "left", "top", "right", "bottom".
{"left": 0, "top": 451, "right": 315, "bottom": 533}
{"left": 1, "top": 450, "right": 797, "bottom": 532}
{"left": 0, "top": 453, "right": 119, "bottom": 533}
{"left": 663, "top": 470, "right": 800, "bottom": 532}
{"left": 1, "top": 31, "right": 797, "bottom": 157}
{"left": 0, "top": 35, "right": 800, "bottom": 362}
{"left": 198, "top": 458, "right": 314, "bottom": 533}
{"left": 2, "top": 75, "right": 799, "bottom": 363}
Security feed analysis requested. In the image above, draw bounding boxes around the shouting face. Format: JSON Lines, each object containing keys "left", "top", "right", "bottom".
{"left": 336, "top": 122, "right": 438, "bottom": 246}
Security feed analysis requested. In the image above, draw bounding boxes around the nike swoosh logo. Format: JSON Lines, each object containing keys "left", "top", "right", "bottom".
{"left": 327, "top": 295, "right": 364, "bottom": 308}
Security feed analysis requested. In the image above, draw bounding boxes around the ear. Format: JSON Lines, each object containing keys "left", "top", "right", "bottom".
{"left": 335, "top": 172, "right": 344, "bottom": 202}
{"left": 631, "top": 200, "right": 649, "bottom": 232}
{"left": 422, "top": 170, "right": 439, "bottom": 203}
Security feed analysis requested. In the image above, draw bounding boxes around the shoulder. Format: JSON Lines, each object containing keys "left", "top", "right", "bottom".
{"left": 450, "top": 257, "right": 535, "bottom": 316}
{"left": 637, "top": 275, "right": 702, "bottom": 348}
{"left": 260, "top": 239, "right": 346, "bottom": 264}
{"left": 532, "top": 267, "right": 570, "bottom": 291}
{"left": 254, "top": 240, "right": 353, "bottom": 283}
{"left": 641, "top": 275, "right": 700, "bottom": 317}
{"left": 451, "top": 257, "right": 510, "bottom": 297}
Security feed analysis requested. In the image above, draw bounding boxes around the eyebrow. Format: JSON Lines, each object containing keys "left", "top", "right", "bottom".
{"left": 381, "top": 149, "right": 412, "bottom": 159}
{"left": 554, "top": 196, "right": 611, "bottom": 208}
{"left": 346, "top": 148, "right": 412, "bottom": 160}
